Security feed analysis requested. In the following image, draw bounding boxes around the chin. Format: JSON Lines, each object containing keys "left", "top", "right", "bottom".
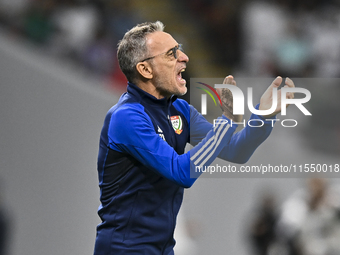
{"left": 175, "top": 81, "right": 187, "bottom": 96}
{"left": 175, "top": 87, "right": 187, "bottom": 96}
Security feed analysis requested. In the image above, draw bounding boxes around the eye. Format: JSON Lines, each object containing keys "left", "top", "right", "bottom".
{"left": 166, "top": 50, "right": 174, "bottom": 57}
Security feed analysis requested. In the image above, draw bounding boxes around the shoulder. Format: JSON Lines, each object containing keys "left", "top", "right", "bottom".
{"left": 105, "top": 102, "right": 154, "bottom": 146}
{"left": 173, "top": 98, "right": 190, "bottom": 121}
{"left": 105, "top": 92, "right": 149, "bottom": 122}
{"left": 172, "top": 99, "right": 205, "bottom": 124}
{"left": 103, "top": 94, "right": 153, "bottom": 135}
{"left": 173, "top": 98, "right": 189, "bottom": 109}
{"left": 109, "top": 102, "right": 151, "bottom": 126}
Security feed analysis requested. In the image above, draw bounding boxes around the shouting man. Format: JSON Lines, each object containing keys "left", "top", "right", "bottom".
{"left": 93, "top": 21, "right": 294, "bottom": 255}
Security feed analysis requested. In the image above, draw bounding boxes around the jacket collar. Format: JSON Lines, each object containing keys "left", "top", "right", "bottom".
{"left": 127, "top": 82, "right": 177, "bottom": 107}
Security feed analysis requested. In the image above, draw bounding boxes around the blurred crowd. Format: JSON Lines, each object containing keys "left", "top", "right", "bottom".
{"left": 1, "top": 0, "right": 340, "bottom": 90}
{"left": 248, "top": 178, "right": 340, "bottom": 255}
{"left": 182, "top": 0, "right": 340, "bottom": 78}
{"left": 0, "top": 0, "right": 142, "bottom": 91}
{"left": 240, "top": 0, "right": 340, "bottom": 78}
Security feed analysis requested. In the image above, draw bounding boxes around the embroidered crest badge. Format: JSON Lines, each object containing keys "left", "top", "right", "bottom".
{"left": 170, "top": 116, "right": 183, "bottom": 134}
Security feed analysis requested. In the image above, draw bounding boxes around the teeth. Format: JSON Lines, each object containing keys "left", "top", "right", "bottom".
{"left": 180, "top": 68, "right": 185, "bottom": 72}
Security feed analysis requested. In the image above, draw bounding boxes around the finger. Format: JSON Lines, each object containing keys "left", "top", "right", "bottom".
{"left": 284, "top": 78, "right": 295, "bottom": 103}
{"left": 223, "top": 75, "right": 232, "bottom": 84}
{"left": 271, "top": 76, "right": 282, "bottom": 88}
{"left": 284, "top": 85, "right": 294, "bottom": 98}
{"left": 285, "top": 77, "right": 295, "bottom": 88}
{"left": 283, "top": 85, "right": 294, "bottom": 101}
{"left": 223, "top": 75, "right": 235, "bottom": 85}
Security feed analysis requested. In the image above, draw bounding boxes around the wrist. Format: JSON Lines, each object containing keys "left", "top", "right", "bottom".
{"left": 256, "top": 104, "right": 277, "bottom": 120}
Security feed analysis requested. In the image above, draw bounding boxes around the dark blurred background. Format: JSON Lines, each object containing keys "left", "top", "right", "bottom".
{"left": 1, "top": 0, "right": 340, "bottom": 254}
{"left": 2, "top": 0, "right": 340, "bottom": 81}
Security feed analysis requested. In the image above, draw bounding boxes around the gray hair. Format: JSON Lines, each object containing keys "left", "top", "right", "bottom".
{"left": 117, "top": 21, "right": 165, "bottom": 83}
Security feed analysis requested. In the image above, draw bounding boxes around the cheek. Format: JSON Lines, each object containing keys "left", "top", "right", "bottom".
{"left": 152, "top": 61, "right": 176, "bottom": 82}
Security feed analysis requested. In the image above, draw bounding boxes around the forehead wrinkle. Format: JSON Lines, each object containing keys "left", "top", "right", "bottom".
{"left": 146, "top": 31, "right": 178, "bottom": 56}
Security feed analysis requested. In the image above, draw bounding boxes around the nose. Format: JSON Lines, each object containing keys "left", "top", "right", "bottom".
{"left": 177, "top": 50, "right": 189, "bottom": 63}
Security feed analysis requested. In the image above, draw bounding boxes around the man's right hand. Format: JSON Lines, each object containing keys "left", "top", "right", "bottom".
{"left": 216, "top": 75, "right": 243, "bottom": 122}
{"left": 259, "top": 76, "right": 295, "bottom": 118}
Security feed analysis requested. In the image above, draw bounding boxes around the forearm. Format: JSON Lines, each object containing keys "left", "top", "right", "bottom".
{"left": 218, "top": 108, "right": 276, "bottom": 163}
{"left": 112, "top": 106, "right": 238, "bottom": 188}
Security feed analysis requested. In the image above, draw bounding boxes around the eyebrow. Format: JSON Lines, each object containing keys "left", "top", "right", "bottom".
{"left": 166, "top": 45, "right": 179, "bottom": 54}
{"left": 166, "top": 48, "right": 173, "bottom": 54}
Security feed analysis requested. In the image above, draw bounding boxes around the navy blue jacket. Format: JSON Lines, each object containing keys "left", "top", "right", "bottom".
{"left": 94, "top": 83, "right": 274, "bottom": 254}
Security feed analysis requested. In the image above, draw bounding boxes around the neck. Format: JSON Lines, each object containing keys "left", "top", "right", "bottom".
{"left": 136, "top": 80, "right": 170, "bottom": 100}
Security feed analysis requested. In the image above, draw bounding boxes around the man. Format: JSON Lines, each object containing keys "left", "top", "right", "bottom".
{"left": 94, "top": 21, "right": 294, "bottom": 254}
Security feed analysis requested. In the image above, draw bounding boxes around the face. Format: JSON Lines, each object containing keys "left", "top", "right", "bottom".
{"left": 145, "top": 31, "right": 189, "bottom": 98}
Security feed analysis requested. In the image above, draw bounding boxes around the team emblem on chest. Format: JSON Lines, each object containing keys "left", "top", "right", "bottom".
{"left": 170, "top": 116, "right": 183, "bottom": 135}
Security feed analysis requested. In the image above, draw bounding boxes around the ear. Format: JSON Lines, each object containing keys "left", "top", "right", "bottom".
{"left": 136, "top": 62, "right": 153, "bottom": 80}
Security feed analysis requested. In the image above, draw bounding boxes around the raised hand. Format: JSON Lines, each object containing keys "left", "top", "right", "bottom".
{"left": 259, "top": 76, "right": 295, "bottom": 118}
{"left": 216, "top": 75, "right": 243, "bottom": 122}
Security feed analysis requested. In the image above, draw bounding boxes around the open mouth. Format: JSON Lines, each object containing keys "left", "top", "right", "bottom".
{"left": 177, "top": 68, "right": 186, "bottom": 85}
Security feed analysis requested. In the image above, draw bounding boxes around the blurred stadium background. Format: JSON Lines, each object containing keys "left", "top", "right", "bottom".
{"left": 1, "top": 0, "right": 340, "bottom": 254}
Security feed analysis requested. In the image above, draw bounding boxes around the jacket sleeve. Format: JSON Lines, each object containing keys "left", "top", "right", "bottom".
{"left": 107, "top": 103, "right": 237, "bottom": 188}
{"left": 189, "top": 104, "right": 275, "bottom": 164}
